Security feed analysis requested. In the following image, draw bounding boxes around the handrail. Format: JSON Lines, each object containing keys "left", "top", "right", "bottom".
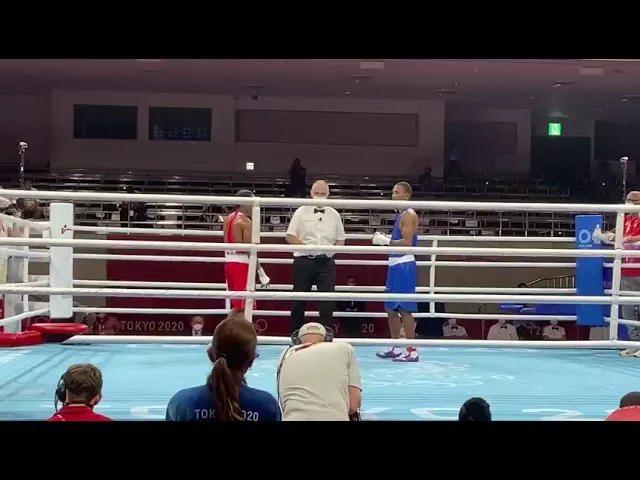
{"left": 526, "top": 274, "right": 576, "bottom": 288}
{"left": 478, "top": 275, "right": 577, "bottom": 309}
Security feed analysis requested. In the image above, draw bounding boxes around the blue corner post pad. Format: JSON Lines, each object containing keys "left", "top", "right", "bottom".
{"left": 575, "top": 215, "right": 606, "bottom": 327}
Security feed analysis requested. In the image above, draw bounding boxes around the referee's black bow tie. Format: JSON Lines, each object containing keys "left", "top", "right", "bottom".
{"left": 314, "top": 208, "right": 325, "bottom": 214}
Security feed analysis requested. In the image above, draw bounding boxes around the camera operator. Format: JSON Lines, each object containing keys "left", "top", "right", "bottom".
{"left": 47, "top": 364, "right": 112, "bottom": 421}
{"left": 277, "top": 322, "right": 362, "bottom": 421}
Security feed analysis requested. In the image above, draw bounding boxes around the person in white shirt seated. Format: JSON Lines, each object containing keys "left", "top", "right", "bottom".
{"left": 487, "top": 319, "right": 519, "bottom": 341}
{"left": 443, "top": 319, "right": 468, "bottom": 339}
{"left": 277, "top": 322, "right": 362, "bottom": 421}
{"left": 542, "top": 320, "right": 566, "bottom": 341}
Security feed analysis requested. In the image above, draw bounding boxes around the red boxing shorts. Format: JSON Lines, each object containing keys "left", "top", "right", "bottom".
{"left": 225, "top": 262, "right": 255, "bottom": 310}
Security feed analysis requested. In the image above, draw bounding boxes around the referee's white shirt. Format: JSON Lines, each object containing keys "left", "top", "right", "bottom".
{"left": 287, "top": 206, "right": 346, "bottom": 257}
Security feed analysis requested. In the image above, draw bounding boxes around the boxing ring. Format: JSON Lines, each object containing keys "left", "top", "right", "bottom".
{"left": 0, "top": 189, "right": 640, "bottom": 421}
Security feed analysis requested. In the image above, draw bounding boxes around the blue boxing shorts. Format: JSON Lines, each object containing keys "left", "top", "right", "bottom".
{"left": 384, "top": 260, "right": 418, "bottom": 312}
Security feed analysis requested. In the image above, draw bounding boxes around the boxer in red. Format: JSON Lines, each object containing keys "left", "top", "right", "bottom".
{"left": 224, "top": 190, "right": 270, "bottom": 321}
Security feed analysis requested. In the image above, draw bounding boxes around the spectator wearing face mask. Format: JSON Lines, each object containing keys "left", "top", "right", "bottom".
{"left": 336, "top": 276, "right": 366, "bottom": 337}
{"left": 286, "top": 180, "right": 346, "bottom": 334}
{"left": 443, "top": 319, "right": 468, "bottom": 339}
{"left": 190, "top": 315, "right": 204, "bottom": 336}
{"left": 542, "top": 320, "right": 566, "bottom": 341}
{"left": 487, "top": 319, "right": 518, "bottom": 341}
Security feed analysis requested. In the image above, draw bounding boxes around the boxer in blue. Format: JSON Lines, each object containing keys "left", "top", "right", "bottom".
{"left": 372, "top": 182, "right": 420, "bottom": 362}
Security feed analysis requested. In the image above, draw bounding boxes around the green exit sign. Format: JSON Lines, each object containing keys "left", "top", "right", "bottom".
{"left": 548, "top": 122, "right": 562, "bottom": 136}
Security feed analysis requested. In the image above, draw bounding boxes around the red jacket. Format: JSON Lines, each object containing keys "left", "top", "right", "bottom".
{"left": 606, "top": 406, "right": 640, "bottom": 421}
{"left": 46, "top": 405, "right": 113, "bottom": 422}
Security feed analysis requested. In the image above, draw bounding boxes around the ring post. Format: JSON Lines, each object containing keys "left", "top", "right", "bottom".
{"left": 244, "top": 203, "right": 261, "bottom": 322}
{"left": 50, "top": 203, "right": 73, "bottom": 319}
{"left": 609, "top": 212, "right": 626, "bottom": 340}
{"left": 429, "top": 239, "right": 438, "bottom": 317}
{"left": 21, "top": 226, "right": 30, "bottom": 328}
{"left": 575, "top": 215, "right": 606, "bottom": 329}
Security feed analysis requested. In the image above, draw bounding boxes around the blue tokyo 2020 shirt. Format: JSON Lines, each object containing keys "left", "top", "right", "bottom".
{"left": 166, "top": 382, "right": 281, "bottom": 422}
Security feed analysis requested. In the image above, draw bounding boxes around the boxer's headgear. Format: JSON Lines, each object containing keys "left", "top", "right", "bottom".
{"left": 236, "top": 189, "right": 255, "bottom": 201}
{"left": 235, "top": 189, "right": 255, "bottom": 209}
{"left": 291, "top": 322, "right": 334, "bottom": 345}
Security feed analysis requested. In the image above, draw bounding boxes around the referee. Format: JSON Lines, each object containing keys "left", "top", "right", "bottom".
{"left": 286, "top": 180, "right": 346, "bottom": 333}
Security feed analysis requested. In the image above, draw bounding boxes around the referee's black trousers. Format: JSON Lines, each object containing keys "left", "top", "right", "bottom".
{"left": 291, "top": 256, "right": 336, "bottom": 333}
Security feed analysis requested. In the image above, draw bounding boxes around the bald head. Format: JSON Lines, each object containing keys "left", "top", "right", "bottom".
{"left": 311, "top": 180, "right": 329, "bottom": 200}
{"left": 627, "top": 191, "right": 640, "bottom": 204}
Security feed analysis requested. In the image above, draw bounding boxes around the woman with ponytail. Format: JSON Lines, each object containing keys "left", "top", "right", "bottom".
{"left": 166, "top": 316, "right": 281, "bottom": 422}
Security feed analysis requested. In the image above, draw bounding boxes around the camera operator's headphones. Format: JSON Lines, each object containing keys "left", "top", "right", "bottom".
{"left": 54, "top": 374, "right": 67, "bottom": 411}
{"left": 290, "top": 323, "right": 334, "bottom": 345}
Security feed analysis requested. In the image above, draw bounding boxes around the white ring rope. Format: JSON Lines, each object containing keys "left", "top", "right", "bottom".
{"left": 72, "top": 254, "right": 577, "bottom": 268}
{"left": 0, "top": 286, "right": 636, "bottom": 304}
{"left": 72, "top": 280, "right": 576, "bottom": 294}
{"left": 0, "top": 247, "right": 49, "bottom": 259}
{"left": 73, "top": 225, "right": 576, "bottom": 243}
{"left": 0, "top": 237, "right": 636, "bottom": 258}
{"left": 0, "top": 212, "right": 50, "bottom": 231}
{"left": 61, "top": 334, "right": 640, "bottom": 350}
{"left": 72, "top": 306, "right": 576, "bottom": 322}
{"left": 0, "top": 308, "right": 50, "bottom": 328}
{"left": 3, "top": 188, "right": 639, "bottom": 214}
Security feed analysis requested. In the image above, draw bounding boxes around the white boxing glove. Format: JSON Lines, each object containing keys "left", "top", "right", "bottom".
{"left": 592, "top": 225, "right": 613, "bottom": 244}
{"left": 258, "top": 267, "right": 271, "bottom": 288}
{"left": 592, "top": 225, "right": 605, "bottom": 242}
{"left": 372, "top": 232, "right": 391, "bottom": 246}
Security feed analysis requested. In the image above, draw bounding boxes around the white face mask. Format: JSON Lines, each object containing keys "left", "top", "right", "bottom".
{"left": 550, "top": 320, "right": 558, "bottom": 326}
{"left": 498, "top": 319, "right": 507, "bottom": 326}
{"left": 192, "top": 324, "right": 203, "bottom": 335}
